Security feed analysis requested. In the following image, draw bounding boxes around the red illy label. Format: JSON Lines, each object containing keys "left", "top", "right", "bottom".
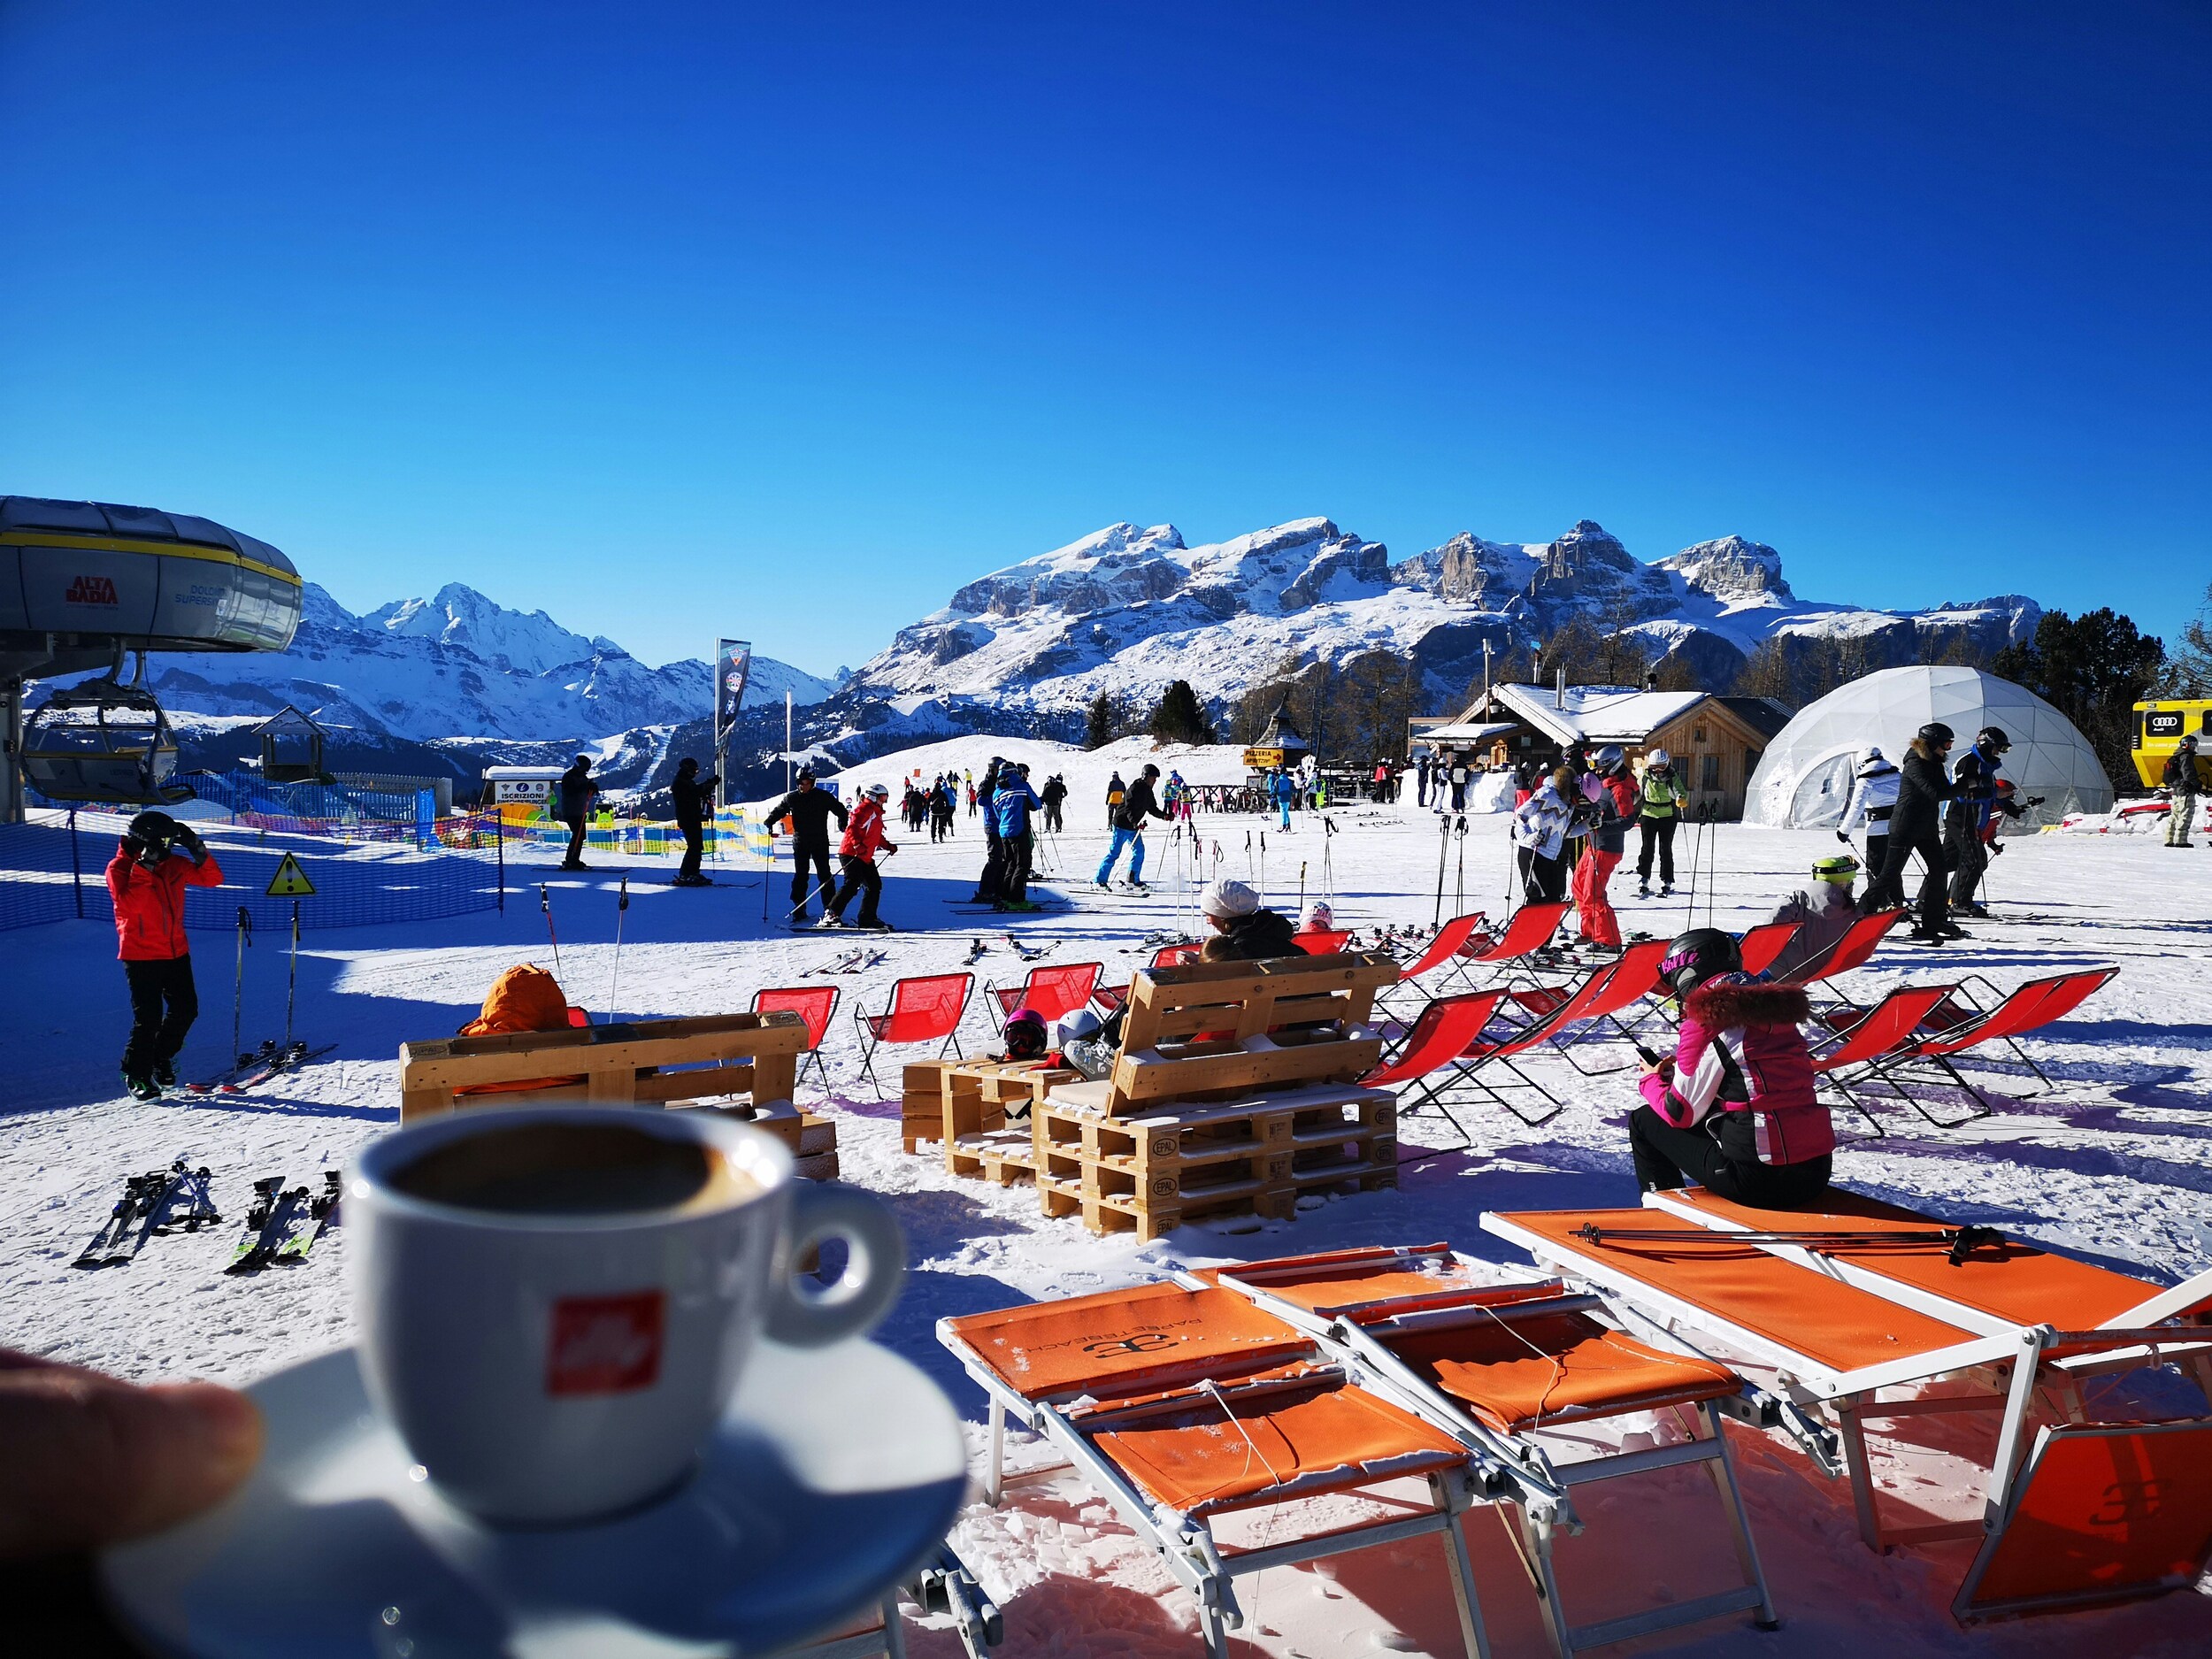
{"left": 545, "top": 1291, "right": 664, "bottom": 1395}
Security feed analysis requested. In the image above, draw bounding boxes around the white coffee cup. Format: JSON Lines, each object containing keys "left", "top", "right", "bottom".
{"left": 347, "top": 1106, "right": 903, "bottom": 1525}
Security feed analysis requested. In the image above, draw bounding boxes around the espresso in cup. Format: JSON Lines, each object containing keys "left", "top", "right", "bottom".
{"left": 388, "top": 1120, "right": 762, "bottom": 1217}
{"left": 349, "top": 1107, "right": 903, "bottom": 1525}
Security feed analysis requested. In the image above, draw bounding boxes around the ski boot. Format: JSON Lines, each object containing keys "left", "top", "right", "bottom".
{"left": 855, "top": 918, "right": 895, "bottom": 933}
{"left": 1659, "top": 884, "right": 1675, "bottom": 898}
{"left": 152, "top": 1057, "right": 177, "bottom": 1087}
{"left": 123, "top": 1068, "right": 162, "bottom": 1102}
{"left": 1636, "top": 882, "right": 1650, "bottom": 899}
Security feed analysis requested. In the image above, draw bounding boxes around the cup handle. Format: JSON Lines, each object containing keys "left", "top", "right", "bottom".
{"left": 766, "top": 1184, "right": 906, "bottom": 1348}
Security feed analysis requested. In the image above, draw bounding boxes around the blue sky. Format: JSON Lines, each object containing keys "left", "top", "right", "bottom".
{"left": 1, "top": 2, "right": 2205, "bottom": 675}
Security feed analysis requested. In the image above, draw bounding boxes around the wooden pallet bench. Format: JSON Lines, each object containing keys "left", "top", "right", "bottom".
{"left": 398, "top": 1011, "right": 808, "bottom": 1125}
{"left": 727, "top": 1101, "right": 841, "bottom": 1181}
{"left": 1103, "top": 953, "right": 1396, "bottom": 1114}
{"left": 1033, "top": 1079, "right": 1398, "bottom": 1241}
{"left": 901, "top": 1056, "right": 1079, "bottom": 1172}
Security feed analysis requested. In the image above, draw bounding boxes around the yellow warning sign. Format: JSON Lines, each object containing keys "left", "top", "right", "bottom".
{"left": 265, "top": 853, "right": 316, "bottom": 898}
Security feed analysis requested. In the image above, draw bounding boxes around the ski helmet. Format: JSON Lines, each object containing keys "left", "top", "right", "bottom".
{"left": 676, "top": 757, "right": 696, "bottom": 775}
{"left": 1916, "top": 722, "right": 1955, "bottom": 748}
{"left": 866, "top": 783, "right": 890, "bottom": 799}
{"left": 1646, "top": 748, "right": 1671, "bottom": 768}
{"left": 1594, "top": 745, "right": 1625, "bottom": 774}
{"left": 1301, "top": 900, "right": 1334, "bottom": 932}
{"left": 123, "top": 810, "right": 178, "bottom": 864}
{"left": 1813, "top": 854, "right": 1860, "bottom": 883}
{"left": 1056, "top": 1008, "right": 1103, "bottom": 1048}
{"left": 2181, "top": 734, "right": 2200, "bottom": 752}
{"left": 1975, "top": 726, "right": 2011, "bottom": 753}
{"left": 797, "top": 766, "right": 816, "bottom": 782}
{"left": 1002, "top": 1007, "right": 1048, "bottom": 1061}
{"left": 1659, "top": 928, "right": 1741, "bottom": 997}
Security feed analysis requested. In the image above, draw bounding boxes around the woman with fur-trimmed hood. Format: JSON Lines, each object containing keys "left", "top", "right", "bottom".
{"left": 1632, "top": 928, "right": 1833, "bottom": 1207}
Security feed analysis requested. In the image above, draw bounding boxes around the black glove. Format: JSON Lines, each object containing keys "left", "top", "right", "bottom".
{"left": 1836, "top": 830, "right": 1851, "bottom": 843}
{"left": 1989, "top": 841, "right": 2004, "bottom": 856}
{"left": 173, "top": 825, "right": 204, "bottom": 857}
{"left": 2024, "top": 796, "right": 2045, "bottom": 808}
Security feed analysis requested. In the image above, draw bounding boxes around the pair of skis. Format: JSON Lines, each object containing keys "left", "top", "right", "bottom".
{"left": 73, "top": 1159, "right": 221, "bottom": 1269}
{"left": 815, "top": 946, "right": 887, "bottom": 976}
{"left": 225, "top": 1171, "right": 342, "bottom": 1274}
{"left": 182, "top": 1041, "right": 335, "bottom": 1096}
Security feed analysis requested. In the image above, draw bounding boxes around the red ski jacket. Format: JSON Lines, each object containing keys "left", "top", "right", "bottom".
{"left": 106, "top": 847, "right": 225, "bottom": 961}
{"left": 840, "top": 798, "right": 891, "bottom": 862}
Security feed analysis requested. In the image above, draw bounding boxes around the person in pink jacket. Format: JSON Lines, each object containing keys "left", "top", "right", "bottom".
{"left": 1632, "top": 928, "right": 1833, "bottom": 1208}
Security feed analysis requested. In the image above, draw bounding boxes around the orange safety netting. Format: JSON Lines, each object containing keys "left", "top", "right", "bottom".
{"left": 949, "top": 1283, "right": 1309, "bottom": 1402}
{"left": 1388, "top": 1312, "right": 1738, "bottom": 1433}
{"left": 1091, "top": 1372, "right": 1468, "bottom": 1517}
{"left": 1962, "top": 1422, "right": 2212, "bottom": 1615}
{"left": 1499, "top": 1209, "right": 1977, "bottom": 1378}
{"left": 1666, "top": 1189, "right": 2167, "bottom": 1333}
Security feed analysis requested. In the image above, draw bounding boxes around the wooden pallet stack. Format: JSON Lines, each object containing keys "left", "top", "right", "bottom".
{"left": 901, "top": 1057, "right": 1079, "bottom": 1183}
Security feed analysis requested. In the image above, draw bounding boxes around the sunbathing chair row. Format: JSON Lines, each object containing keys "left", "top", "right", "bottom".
{"left": 1482, "top": 1187, "right": 2212, "bottom": 1622}
{"left": 941, "top": 1241, "right": 1794, "bottom": 1657}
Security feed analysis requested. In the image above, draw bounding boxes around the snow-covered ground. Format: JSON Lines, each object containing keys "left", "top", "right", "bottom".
{"left": 6, "top": 733, "right": 2211, "bottom": 1655}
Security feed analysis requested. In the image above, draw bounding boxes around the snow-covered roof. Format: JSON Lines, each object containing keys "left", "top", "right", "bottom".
{"left": 1420, "top": 721, "right": 1519, "bottom": 743}
{"left": 1487, "top": 684, "right": 1710, "bottom": 746}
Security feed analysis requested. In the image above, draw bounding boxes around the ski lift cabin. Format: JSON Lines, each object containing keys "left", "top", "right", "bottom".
{"left": 0, "top": 496, "right": 303, "bottom": 819}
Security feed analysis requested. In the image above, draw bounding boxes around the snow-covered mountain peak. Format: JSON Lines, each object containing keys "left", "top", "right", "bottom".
{"left": 365, "top": 582, "right": 601, "bottom": 677}
{"left": 1661, "top": 535, "right": 1793, "bottom": 605}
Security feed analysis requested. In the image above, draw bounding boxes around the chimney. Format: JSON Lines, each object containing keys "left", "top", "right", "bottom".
{"left": 1555, "top": 666, "right": 1564, "bottom": 710}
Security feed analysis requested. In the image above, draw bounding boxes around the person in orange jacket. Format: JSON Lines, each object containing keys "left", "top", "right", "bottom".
{"left": 106, "top": 811, "right": 225, "bottom": 1099}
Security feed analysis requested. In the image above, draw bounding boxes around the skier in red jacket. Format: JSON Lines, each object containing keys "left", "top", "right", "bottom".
{"left": 825, "top": 784, "right": 898, "bottom": 931}
{"left": 106, "top": 812, "right": 225, "bottom": 1099}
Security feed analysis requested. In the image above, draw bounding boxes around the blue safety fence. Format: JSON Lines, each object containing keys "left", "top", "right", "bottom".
{"left": 183, "top": 772, "right": 433, "bottom": 833}
{"left": 0, "top": 812, "right": 506, "bottom": 933}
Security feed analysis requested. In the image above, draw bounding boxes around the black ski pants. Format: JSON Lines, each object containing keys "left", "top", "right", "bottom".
{"left": 1635, "top": 816, "right": 1676, "bottom": 886}
{"left": 1003, "top": 831, "right": 1033, "bottom": 902}
{"left": 828, "top": 855, "right": 883, "bottom": 926}
{"left": 790, "top": 841, "right": 836, "bottom": 913}
{"left": 678, "top": 820, "right": 704, "bottom": 881}
{"left": 975, "top": 828, "right": 1005, "bottom": 903}
{"left": 1629, "top": 1106, "right": 1832, "bottom": 1209}
{"left": 561, "top": 813, "right": 588, "bottom": 867}
{"left": 1857, "top": 834, "right": 1892, "bottom": 910}
{"left": 1043, "top": 802, "right": 1062, "bottom": 833}
{"left": 123, "top": 956, "right": 198, "bottom": 1079}
{"left": 1946, "top": 823, "right": 1988, "bottom": 910}
{"left": 1877, "top": 826, "right": 1948, "bottom": 933}
{"left": 1517, "top": 847, "right": 1568, "bottom": 903}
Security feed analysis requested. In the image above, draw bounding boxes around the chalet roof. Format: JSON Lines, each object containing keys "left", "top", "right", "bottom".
{"left": 1483, "top": 683, "right": 1710, "bottom": 747}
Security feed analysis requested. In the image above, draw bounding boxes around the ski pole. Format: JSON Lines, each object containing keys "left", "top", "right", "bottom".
{"left": 607, "top": 874, "right": 629, "bottom": 1024}
{"left": 1259, "top": 830, "right": 1267, "bottom": 903}
{"left": 285, "top": 899, "right": 300, "bottom": 1052}
{"left": 1299, "top": 861, "right": 1307, "bottom": 913}
{"left": 1432, "top": 814, "right": 1450, "bottom": 926}
{"left": 232, "top": 906, "right": 251, "bottom": 1069}
{"left": 540, "top": 884, "right": 563, "bottom": 978}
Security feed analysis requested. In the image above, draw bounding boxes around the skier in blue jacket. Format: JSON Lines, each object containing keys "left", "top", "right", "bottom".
{"left": 991, "top": 764, "right": 1044, "bottom": 910}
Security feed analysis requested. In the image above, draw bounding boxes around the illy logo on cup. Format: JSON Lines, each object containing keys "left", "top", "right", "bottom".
{"left": 546, "top": 1291, "right": 665, "bottom": 1396}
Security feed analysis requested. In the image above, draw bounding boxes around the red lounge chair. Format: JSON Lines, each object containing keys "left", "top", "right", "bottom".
{"left": 1361, "top": 989, "right": 1509, "bottom": 1091}
{"left": 1091, "top": 942, "right": 1201, "bottom": 1018}
{"left": 1806, "top": 981, "right": 1962, "bottom": 1135}
{"left": 1773, "top": 907, "right": 1905, "bottom": 987}
{"left": 752, "top": 984, "right": 841, "bottom": 1094}
{"left": 1294, "top": 927, "right": 1353, "bottom": 954}
{"left": 1510, "top": 937, "right": 1672, "bottom": 1075}
{"left": 983, "top": 961, "right": 1102, "bottom": 1032}
{"left": 1455, "top": 900, "right": 1571, "bottom": 992}
{"left": 1735, "top": 920, "right": 1801, "bottom": 978}
{"left": 1853, "top": 967, "right": 2118, "bottom": 1126}
{"left": 1382, "top": 911, "right": 1488, "bottom": 1003}
{"left": 853, "top": 972, "right": 972, "bottom": 1095}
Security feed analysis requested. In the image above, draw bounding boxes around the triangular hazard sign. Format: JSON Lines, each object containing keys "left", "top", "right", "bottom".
{"left": 265, "top": 853, "right": 316, "bottom": 897}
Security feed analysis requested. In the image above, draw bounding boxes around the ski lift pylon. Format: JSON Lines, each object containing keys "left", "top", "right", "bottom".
{"left": 19, "top": 666, "right": 195, "bottom": 808}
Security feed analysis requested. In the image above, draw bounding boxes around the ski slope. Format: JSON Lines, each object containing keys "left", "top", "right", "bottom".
{"left": 4, "top": 732, "right": 2210, "bottom": 1655}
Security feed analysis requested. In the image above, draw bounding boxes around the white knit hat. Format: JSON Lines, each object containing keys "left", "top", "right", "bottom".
{"left": 1201, "top": 878, "right": 1261, "bottom": 919}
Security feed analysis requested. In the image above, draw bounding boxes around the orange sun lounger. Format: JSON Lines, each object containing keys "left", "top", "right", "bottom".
{"left": 1203, "top": 1243, "right": 1788, "bottom": 1655}
{"left": 939, "top": 1281, "right": 1494, "bottom": 1659}
{"left": 1485, "top": 1199, "right": 2212, "bottom": 1623}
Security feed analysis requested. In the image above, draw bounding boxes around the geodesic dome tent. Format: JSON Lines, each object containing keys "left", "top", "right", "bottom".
{"left": 1743, "top": 666, "right": 2113, "bottom": 830}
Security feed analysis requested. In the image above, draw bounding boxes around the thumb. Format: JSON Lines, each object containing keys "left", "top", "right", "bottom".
{"left": 0, "top": 1358, "right": 262, "bottom": 1556}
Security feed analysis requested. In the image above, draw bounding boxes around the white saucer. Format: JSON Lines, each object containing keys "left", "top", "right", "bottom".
{"left": 101, "top": 1337, "right": 970, "bottom": 1658}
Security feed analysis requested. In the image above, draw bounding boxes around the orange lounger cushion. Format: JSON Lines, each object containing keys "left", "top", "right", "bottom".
{"left": 1499, "top": 1208, "right": 1978, "bottom": 1377}
{"left": 1391, "top": 1312, "right": 1740, "bottom": 1433}
{"left": 948, "top": 1283, "right": 1309, "bottom": 1402}
{"left": 1085, "top": 1372, "right": 1468, "bottom": 1517}
{"left": 1663, "top": 1188, "right": 2172, "bottom": 1332}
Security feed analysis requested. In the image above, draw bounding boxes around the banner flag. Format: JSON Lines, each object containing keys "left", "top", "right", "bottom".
{"left": 714, "top": 640, "right": 753, "bottom": 746}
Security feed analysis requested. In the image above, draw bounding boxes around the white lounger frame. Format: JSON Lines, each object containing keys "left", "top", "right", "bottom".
{"left": 1486, "top": 1202, "right": 2212, "bottom": 1562}
{"left": 778, "top": 1547, "right": 1002, "bottom": 1659}
{"left": 937, "top": 1317, "right": 1493, "bottom": 1659}
{"left": 1203, "top": 1248, "right": 1783, "bottom": 1657}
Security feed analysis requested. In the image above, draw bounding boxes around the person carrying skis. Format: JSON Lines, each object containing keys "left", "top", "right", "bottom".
{"left": 669, "top": 757, "right": 718, "bottom": 886}
{"left": 1511, "top": 766, "right": 1583, "bottom": 903}
{"left": 2165, "top": 733, "right": 2201, "bottom": 848}
{"left": 764, "top": 767, "right": 849, "bottom": 924}
{"left": 108, "top": 812, "right": 226, "bottom": 1100}
{"left": 1876, "top": 722, "right": 1963, "bottom": 943}
{"left": 1571, "top": 747, "right": 1639, "bottom": 949}
{"left": 1634, "top": 748, "right": 1682, "bottom": 897}
{"left": 826, "top": 782, "right": 897, "bottom": 931}
{"left": 992, "top": 762, "right": 1044, "bottom": 910}
{"left": 1040, "top": 772, "right": 1067, "bottom": 833}
{"left": 1942, "top": 726, "right": 2009, "bottom": 919}
{"left": 555, "top": 754, "right": 600, "bottom": 871}
{"left": 1840, "top": 748, "right": 1901, "bottom": 907}
{"left": 1097, "top": 763, "right": 1170, "bottom": 889}
{"left": 1632, "top": 928, "right": 1832, "bottom": 1208}
{"left": 1762, "top": 854, "right": 1861, "bottom": 980}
